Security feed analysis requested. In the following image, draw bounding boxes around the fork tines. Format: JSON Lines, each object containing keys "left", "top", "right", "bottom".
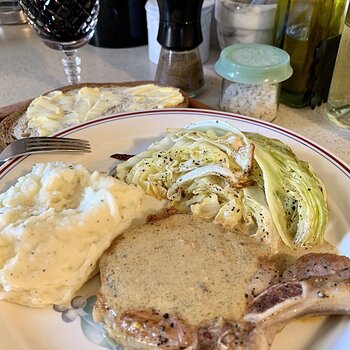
{"left": 0, "top": 137, "right": 91, "bottom": 163}
{"left": 24, "top": 137, "right": 91, "bottom": 152}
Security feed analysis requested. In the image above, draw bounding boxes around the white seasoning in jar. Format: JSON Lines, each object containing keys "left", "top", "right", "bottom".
{"left": 221, "top": 82, "right": 278, "bottom": 121}
{"left": 215, "top": 43, "right": 293, "bottom": 122}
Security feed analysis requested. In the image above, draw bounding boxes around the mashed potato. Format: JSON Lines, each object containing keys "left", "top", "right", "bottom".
{"left": 0, "top": 162, "right": 163, "bottom": 308}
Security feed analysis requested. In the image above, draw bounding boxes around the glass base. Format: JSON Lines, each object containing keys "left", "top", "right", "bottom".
{"left": 324, "top": 102, "right": 350, "bottom": 130}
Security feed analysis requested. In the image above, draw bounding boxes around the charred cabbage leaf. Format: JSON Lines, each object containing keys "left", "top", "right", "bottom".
{"left": 115, "top": 120, "right": 328, "bottom": 248}
{"left": 246, "top": 132, "right": 328, "bottom": 246}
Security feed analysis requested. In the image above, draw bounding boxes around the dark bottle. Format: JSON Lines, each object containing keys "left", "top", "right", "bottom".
{"left": 90, "top": 0, "right": 148, "bottom": 48}
{"left": 155, "top": 0, "right": 205, "bottom": 97}
{"left": 20, "top": 0, "right": 99, "bottom": 49}
{"left": 273, "top": 0, "right": 347, "bottom": 108}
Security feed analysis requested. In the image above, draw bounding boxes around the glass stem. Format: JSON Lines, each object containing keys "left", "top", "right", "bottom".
{"left": 62, "top": 49, "right": 81, "bottom": 85}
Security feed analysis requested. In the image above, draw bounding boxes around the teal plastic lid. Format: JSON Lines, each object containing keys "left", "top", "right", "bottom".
{"left": 214, "top": 44, "right": 293, "bottom": 85}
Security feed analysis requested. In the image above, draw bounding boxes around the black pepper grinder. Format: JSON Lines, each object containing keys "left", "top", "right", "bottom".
{"left": 155, "top": 0, "right": 205, "bottom": 97}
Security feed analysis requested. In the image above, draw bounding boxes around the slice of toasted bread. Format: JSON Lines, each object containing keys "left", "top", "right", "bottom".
{"left": 0, "top": 81, "right": 189, "bottom": 148}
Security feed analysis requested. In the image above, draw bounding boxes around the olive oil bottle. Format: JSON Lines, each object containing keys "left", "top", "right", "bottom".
{"left": 324, "top": 5, "right": 350, "bottom": 129}
{"left": 273, "top": 0, "right": 348, "bottom": 108}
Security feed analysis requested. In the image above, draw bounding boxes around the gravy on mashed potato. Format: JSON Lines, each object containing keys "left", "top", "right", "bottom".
{"left": 0, "top": 162, "right": 164, "bottom": 308}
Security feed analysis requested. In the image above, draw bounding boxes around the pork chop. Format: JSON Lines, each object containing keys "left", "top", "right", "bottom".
{"left": 93, "top": 214, "right": 275, "bottom": 348}
{"left": 93, "top": 214, "right": 350, "bottom": 349}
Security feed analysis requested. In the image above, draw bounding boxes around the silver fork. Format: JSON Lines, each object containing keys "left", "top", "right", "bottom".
{"left": 0, "top": 137, "right": 91, "bottom": 162}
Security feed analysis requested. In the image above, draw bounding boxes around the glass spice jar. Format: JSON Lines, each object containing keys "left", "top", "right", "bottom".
{"left": 214, "top": 0, "right": 277, "bottom": 49}
{"left": 215, "top": 43, "right": 293, "bottom": 122}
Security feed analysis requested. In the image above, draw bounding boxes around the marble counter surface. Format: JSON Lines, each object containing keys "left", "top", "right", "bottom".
{"left": 1, "top": 24, "right": 349, "bottom": 164}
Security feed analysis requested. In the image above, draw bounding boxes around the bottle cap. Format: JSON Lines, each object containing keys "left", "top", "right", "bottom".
{"left": 157, "top": 0, "right": 204, "bottom": 50}
{"left": 215, "top": 44, "right": 293, "bottom": 84}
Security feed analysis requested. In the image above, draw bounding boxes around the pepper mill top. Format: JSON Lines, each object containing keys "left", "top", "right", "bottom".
{"left": 157, "top": 0, "right": 204, "bottom": 50}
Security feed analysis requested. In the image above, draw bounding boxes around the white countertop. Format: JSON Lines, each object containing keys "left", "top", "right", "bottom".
{"left": 1, "top": 24, "right": 349, "bottom": 164}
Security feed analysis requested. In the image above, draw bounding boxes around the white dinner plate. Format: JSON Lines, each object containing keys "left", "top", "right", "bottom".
{"left": 0, "top": 109, "right": 349, "bottom": 350}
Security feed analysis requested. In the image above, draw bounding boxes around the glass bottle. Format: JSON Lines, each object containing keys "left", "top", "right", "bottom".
{"left": 273, "top": 0, "right": 348, "bottom": 108}
{"left": 324, "top": 5, "right": 350, "bottom": 129}
{"left": 155, "top": 0, "right": 205, "bottom": 97}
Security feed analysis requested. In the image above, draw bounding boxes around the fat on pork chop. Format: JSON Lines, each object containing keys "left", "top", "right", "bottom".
{"left": 93, "top": 214, "right": 350, "bottom": 350}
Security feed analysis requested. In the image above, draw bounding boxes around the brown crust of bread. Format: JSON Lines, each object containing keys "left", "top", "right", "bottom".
{"left": 0, "top": 81, "right": 189, "bottom": 148}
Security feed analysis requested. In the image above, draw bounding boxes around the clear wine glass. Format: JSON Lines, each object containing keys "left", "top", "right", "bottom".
{"left": 20, "top": 0, "right": 100, "bottom": 84}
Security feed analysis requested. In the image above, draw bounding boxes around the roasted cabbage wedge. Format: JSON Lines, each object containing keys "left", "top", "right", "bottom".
{"left": 115, "top": 120, "right": 328, "bottom": 248}
{"left": 246, "top": 132, "right": 328, "bottom": 247}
